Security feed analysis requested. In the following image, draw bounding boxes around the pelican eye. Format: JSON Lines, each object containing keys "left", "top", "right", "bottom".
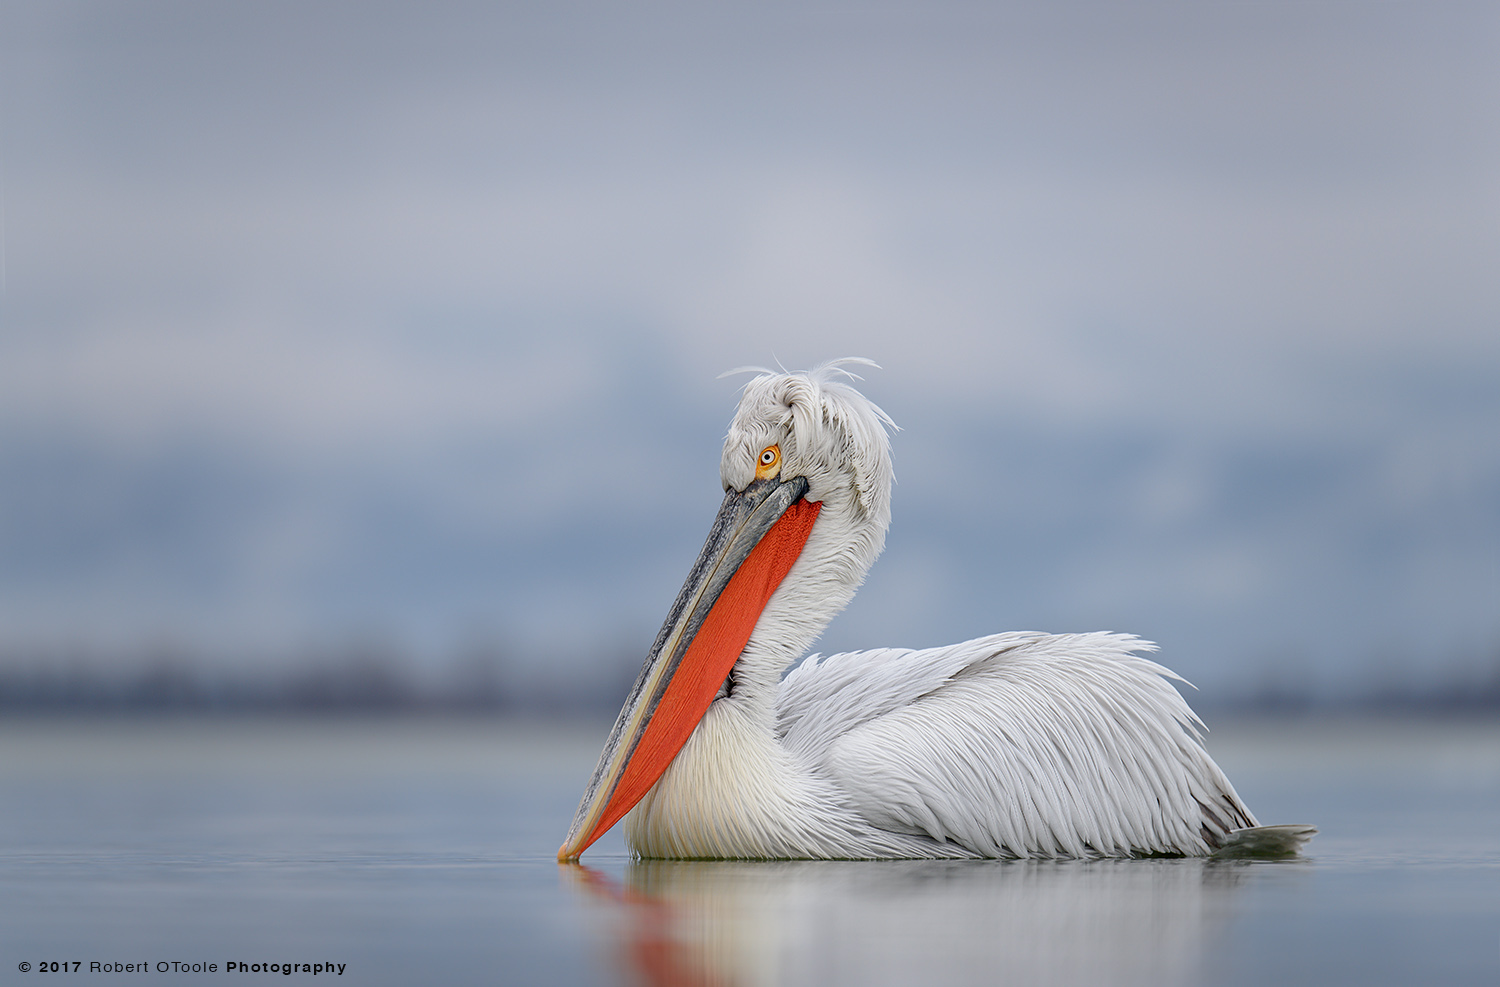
{"left": 755, "top": 444, "right": 781, "bottom": 480}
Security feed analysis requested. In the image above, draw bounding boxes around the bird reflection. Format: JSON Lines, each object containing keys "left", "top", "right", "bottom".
{"left": 565, "top": 857, "right": 1261, "bottom": 987}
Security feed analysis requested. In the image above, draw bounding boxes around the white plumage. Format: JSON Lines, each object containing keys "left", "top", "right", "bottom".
{"left": 565, "top": 361, "right": 1313, "bottom": 861}
{"left": 780, "top": 633, "right": 1253, "bottom": 857}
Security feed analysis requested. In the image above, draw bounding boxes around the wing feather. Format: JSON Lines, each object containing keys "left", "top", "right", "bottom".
{"left": 777, "top": 632, "right": 1255, "bottom": 857}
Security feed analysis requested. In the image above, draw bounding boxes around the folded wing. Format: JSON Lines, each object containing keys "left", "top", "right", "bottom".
{"left": 778, "top": 632, "right": 1256, "bottom": 857}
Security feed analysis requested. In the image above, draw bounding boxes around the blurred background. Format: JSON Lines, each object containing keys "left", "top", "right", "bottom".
{"left": 0, "top": 0, "right": 1496, "bottom": 714}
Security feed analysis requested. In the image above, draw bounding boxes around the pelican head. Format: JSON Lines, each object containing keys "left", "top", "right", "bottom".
{"left": 558, "top": 360, "right": 896, "bottom": 861}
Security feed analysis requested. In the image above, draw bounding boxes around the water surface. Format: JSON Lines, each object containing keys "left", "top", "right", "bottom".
{"left": 1, "top": 715, "right": 1496, "bottom": 985}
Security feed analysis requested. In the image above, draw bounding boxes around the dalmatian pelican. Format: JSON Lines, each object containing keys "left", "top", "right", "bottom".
{"left": 559, "top": 361, "right": 1314, "bottom": 861}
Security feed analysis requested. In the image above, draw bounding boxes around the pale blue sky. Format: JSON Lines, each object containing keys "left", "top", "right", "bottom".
{"left": 1, "top": 1, "right": 1497, "bottom": 700}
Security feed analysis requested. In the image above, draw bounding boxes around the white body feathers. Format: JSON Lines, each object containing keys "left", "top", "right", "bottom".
{"left": 628, "top": 631, "right": 1255, "bottom": 858}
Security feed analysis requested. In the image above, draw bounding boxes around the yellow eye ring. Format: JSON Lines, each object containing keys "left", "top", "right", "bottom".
{"left": 755, "top": 444, "right": 781, "bottom": 479}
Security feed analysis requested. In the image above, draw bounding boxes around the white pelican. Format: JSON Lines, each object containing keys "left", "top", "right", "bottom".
{"left": 559, "top": 361, "right": 1314, "bottom": 861}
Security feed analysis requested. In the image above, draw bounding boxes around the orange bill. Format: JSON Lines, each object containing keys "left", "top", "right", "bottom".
{"left": 558, "top": 476, "right": 819, "bottom": 861}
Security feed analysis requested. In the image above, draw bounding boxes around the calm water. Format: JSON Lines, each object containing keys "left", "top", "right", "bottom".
{"left": 1, "top": 714, "right": 1496, "bottom": 986}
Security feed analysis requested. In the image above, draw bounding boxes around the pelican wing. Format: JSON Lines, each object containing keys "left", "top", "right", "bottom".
{"left": 778, "top": 632, "right": 1256, "bottom": 857}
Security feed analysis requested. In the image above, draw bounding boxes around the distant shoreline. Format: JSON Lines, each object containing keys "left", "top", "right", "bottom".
{"left": 1, "top": 659, "right": 1494, "bottom": 715}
